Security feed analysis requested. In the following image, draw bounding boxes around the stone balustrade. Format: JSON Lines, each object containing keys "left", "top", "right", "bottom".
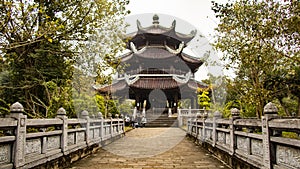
{"left": 177, "top": 108, "right": 209, "bottom": 127}
{"left": 0, "top": 102, "right": 125, "bottom": 169}
{"left": 184, "top": 102, "right": 300, "bottom": 169}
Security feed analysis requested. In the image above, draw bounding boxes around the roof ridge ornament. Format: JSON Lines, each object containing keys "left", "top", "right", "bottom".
{"left": 137, "top": 20, "right": 142, "bottom": 30}
{"left": 165, "top": 41, "right": 184, "bottom": 54}
{"left": 153, "top": 14, "right": 159, "bottom": 24}
{"left": 190, "top": 30, "right": 197, "bottom": 36}
{"left": 171, "top": 20, "right": 176, "bottom": 29}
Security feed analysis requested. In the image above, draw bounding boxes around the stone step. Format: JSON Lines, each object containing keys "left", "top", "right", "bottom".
{"left": 144, "top": 115, "right": 178, "bottom": 127}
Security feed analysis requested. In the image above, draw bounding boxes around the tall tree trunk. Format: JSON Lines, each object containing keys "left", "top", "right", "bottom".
{"left": 279, "top": 98, "right": 291, "bottom": 116}
{"left": 297, "top": 97, "right": 300, "bottom": 117}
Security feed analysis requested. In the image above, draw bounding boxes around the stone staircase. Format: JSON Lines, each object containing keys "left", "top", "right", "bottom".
{"left": 145, "top": 114, "right": 178, "bottom": 127}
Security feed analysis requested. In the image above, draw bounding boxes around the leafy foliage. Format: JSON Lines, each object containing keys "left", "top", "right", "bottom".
{"left": 118, "top": 99, "right": 134, "bottom": 115}
{"left": 212, "top": 0, "right": 300, "bottom": 118}
{"left": 178, "top": 99, "right": 191, "bottom": 109}
{"left": 197, "top": 91, "right": 211, "bottom": 109}
{"left": 0, "top": 0, "right": 129, "bottom": 117}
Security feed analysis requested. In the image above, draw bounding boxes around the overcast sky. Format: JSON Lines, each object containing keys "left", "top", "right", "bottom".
{"left": 127, "top": 0, "right": 228, "bottom": 39}
{"left": 126, "top": 0, "right": 230, "bottom": 81}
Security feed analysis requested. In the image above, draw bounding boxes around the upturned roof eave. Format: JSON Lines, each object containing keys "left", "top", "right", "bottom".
{"left": 181, "top": 52, "right": 203, "bottom": 64}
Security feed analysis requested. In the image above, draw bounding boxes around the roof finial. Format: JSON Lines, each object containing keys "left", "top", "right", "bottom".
{"left": 153, "top": 14, "right": 159, "bottom": 24}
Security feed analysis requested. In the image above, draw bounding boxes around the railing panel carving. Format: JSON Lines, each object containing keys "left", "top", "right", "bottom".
{"left": 0, "top": 102, "right": 125, "bottom": 169}
{"left": 182, "top": 102, "right": 300, "bottom": 169}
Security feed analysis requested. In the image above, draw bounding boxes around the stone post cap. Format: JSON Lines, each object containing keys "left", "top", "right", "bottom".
{"left": 10, "top": 102, "right": 24, "bottom": 112}
{"left": 57, "top": 107, "right": 66, "bottom": 116}
{"left": 115, "top": 114, "right": 119, "bottom": 118}
{"left": 203, "top": 112, "right": 208, "bottom": 119}
{"left": 97, "top": 112, "right": 103, "bottom": 119}
{"left": 264, "top": 102, "right": 278, "bottom": 114}
{"left": 81, "top": 110, "right": 89, "bottom": 118}
{"left": 231, "top": 108, "right": 240, "bottom": 117}
{"left": 120, "top": 114, "right": 124, "bottom": 119}
{"left": 196, "top": 112, "right": 201, "bottom": 118}
{"left": 107, "top": 113, "right": 112, "bottom": 119}
{"left": 214, "top": 111, "right": 222, "bottom": 118}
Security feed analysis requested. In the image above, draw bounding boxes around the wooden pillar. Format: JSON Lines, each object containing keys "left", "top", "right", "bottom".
{"left": 174, "top": 94, "right": 178, "bottom": 114}
{"left": 135, "top": 96, "right": 140, "bottom": 110}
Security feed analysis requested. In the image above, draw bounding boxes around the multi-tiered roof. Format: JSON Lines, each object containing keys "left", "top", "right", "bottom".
{"left": 96, "top": 14, "right": 206, "bottom": 108}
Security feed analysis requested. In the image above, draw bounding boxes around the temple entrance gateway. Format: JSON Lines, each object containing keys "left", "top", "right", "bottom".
{"left": 96, "top": 14, "right": 207, "bottom": 121}
{"left": 149, "top": 89, "right": 167, "bottom": 109}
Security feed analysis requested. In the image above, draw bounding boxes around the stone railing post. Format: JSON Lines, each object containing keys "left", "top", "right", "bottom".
{"left": 168, "top": 107, "right": 172, "bottom": 117}
{"left": 195, "top": 113, "right": 201, "bottom": 139}
{"left": 7, "top": 102, "right": 26, "bottom": 168}
{"left": 213, "top": 111, "right": 221, "bottom": 147}
{"left": 56, "top": 107, "right": 68, "bottom": 154}
{"left": 187, "top": 118, "right": 191, "bottom": 134}
{"left": 107, "top": 113, "right": 113, "bottom": 138}
{"left": 262, "top": 102, "right": 278, "bottom": 169}
{"left": 115, "top": 114, "right": 120, "bottom": 134}
{"left": 177, "top": 108, "right": 182, "bottom": 127}
{"left": 133, "top": 107, "right": 137, "bottom": 120}
{"left": 187, "top": 107, "right": 193, "bottom": 134}
{"left": 81, "top": 110, "right": 90, "bottom": 145}
{"left": 202, "top": 111, "right": 208, "bottom": 141}
{"left": 97, "top": 112, "right": 104, "bottom": 139}
{"left": 40, "top": 128, "right": 47, "bottom": 154}
{"left": 230, "top": 108, "right": 240, "bottom": 155}
{"left": 120, "top": 114, "right": 125, "bottom": 133}
{"left": 142, "top": 107, "right": 146, "bottom": 117}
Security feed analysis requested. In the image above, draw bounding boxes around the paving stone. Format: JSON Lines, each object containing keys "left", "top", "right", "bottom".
{"left": 68, "top": 128, "right": 229, "bottom": 169}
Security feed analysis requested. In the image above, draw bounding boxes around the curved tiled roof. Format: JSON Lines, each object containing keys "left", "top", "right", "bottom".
{"left": 131, "top": 77, "right": 183, "bottom": 89}
{"left": 181, "top": 52, "right": 203, "bottom": 64}
{"left": 126, "top": 15, "right": 196, "bottom": 44}
{"left": 135, "top": 47, "right": 175, "bottom": 59}
{"left": 97, "top": 80, "right": 127, "bottom": 93}
{"left": 186, "top": 79, "right": 208, "bottom": 90}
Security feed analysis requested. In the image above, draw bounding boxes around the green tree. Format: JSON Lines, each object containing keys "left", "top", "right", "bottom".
{"left": 212, "top": 0, "right": 299, "bottom": 118}
{"left": 95, "top": 94, "right": 105, "bottom": 114}
{"left": 0, "top": 0, "right": 129, "bottom": 117}
{"left": 265, "top": 66, "right": 300, "bottom": 116}
{"left": 118, "top": 99, "right": 134, "bottom": 115}
{"left": 197, "top": 91, "right": 211, "bottom": 109}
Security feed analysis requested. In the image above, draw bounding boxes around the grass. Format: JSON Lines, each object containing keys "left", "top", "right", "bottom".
{"left": 282, "top": 131, "right": 300, "bottom": 140}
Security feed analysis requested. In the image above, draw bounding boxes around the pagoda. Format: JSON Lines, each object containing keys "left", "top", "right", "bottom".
{"left": 96, "top": 14, "right": 206, "bottom": 116}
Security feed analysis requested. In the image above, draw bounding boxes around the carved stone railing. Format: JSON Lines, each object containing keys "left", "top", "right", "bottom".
{"left": 0, "top": 102, "right": 125, "bottom": 169}
{"left": 177, "top": 108, "right": 210, "bottom": 127}
{"left": 186, "top": 103, "right": 300, "bottom": 169}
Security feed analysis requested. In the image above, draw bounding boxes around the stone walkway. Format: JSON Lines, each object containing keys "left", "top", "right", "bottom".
{"left": 68, "top": 128, "right": 229, "bottom": 169}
